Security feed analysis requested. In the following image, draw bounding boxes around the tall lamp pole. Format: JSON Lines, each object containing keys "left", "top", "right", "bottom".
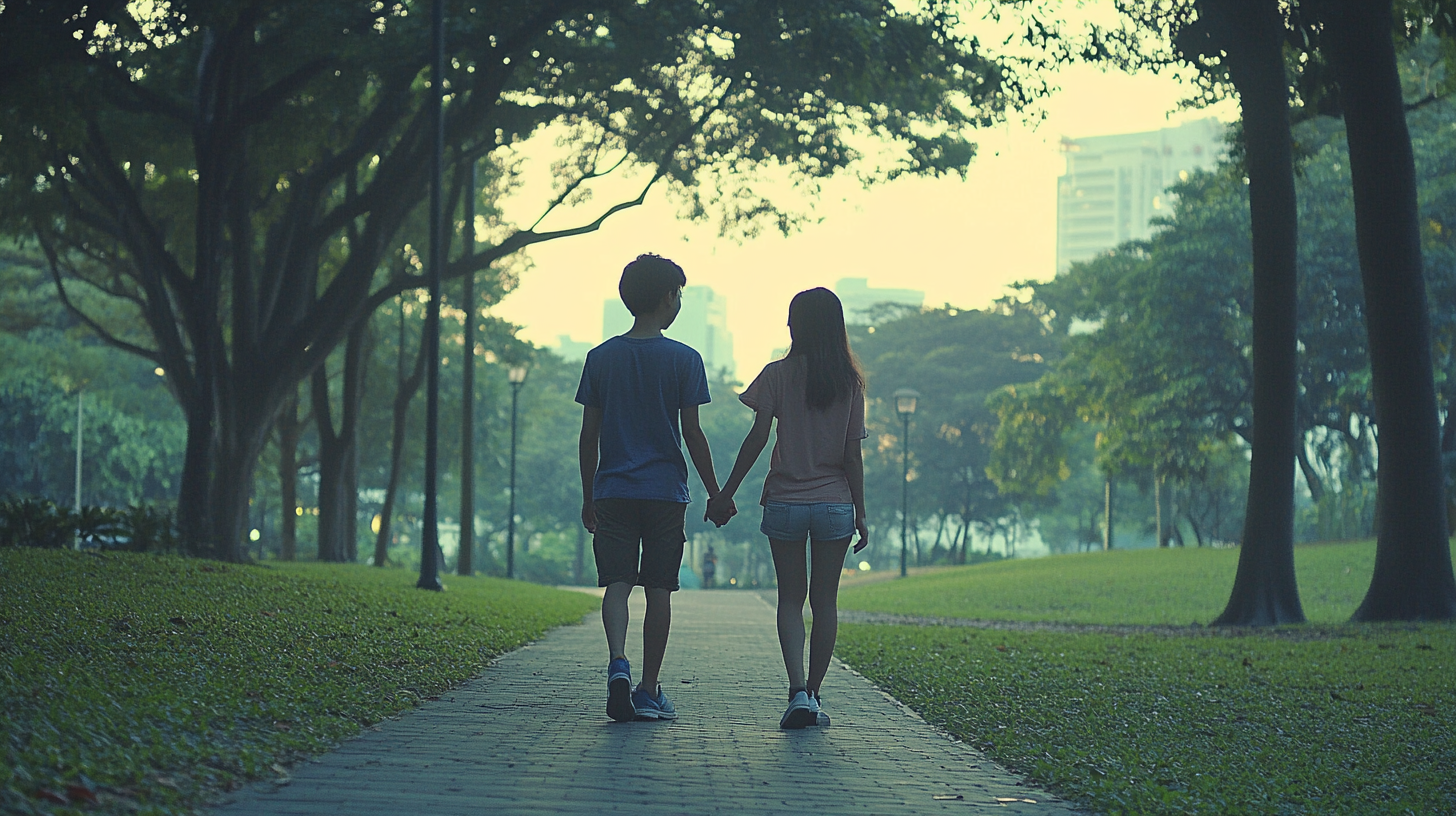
{"left": 894, "top": 388, "right": 920, "bottom": 578}
{"left": 417, "top": 0, "right": 445, "bottom": 591}
{"left": 458, "top": 162, "right": 477, "bottom": 577}
{"left": 506, "top": 365, "right": 529, "bottom": 578}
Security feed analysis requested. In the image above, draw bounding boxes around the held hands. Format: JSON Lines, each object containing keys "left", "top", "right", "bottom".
{"left": 705, "top": 492, "right": 737, "bottom": 528}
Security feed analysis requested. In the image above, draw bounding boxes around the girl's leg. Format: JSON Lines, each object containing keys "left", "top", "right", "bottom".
{"left": 806, "top": 537, "right": 852, "bottom": 694}
{"left": 768, "top": 538, "right": 809, "bottom": 691}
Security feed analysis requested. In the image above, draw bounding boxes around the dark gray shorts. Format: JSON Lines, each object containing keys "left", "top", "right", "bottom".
{"left": 592, "top": 499, "right": 687, "bottom": 590}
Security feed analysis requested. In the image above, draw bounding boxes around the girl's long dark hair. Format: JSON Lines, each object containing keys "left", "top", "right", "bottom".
{"left": 786, "top": 287, "right": 865, "bottom": 409}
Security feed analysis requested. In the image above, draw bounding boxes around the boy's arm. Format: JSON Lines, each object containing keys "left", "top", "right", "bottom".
{"left": 579, "top": 405, "right": 603, "bottom": 532}
{"left": 680, "top": 404, "right": 720, "bottom": 497}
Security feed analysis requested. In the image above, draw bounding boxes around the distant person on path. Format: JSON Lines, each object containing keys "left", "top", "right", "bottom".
{"left": 702, "top": 545, "right": 717, "bottom": 588}
{"left": 577, "top": 254, "right": 727, "bottom": 723}
{"left": 707, "top": 287, "right": 868, "bottom": 729}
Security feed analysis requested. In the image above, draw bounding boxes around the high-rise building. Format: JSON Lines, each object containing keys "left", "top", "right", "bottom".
{"left": 1056, "top": 117, "right": 1226, "bottom": 273}
{"left": 602, "top": 285, "right": 735, "bottom": 378}
{"left": 553, "top": 335, "right": 592, "bottom": 363}
{"left": 834, "top": 277, "right": 925, "bottom": 325}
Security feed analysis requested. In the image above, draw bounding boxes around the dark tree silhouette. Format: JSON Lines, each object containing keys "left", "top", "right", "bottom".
{"left": 1322, "top": 0, "right": 1456, "bottom": 621}
{"left": 6, "top": 2, "right": 1015, "bottom": 562}
{"left": 1184, "top": 0, "right": 1306, "bottom": 625}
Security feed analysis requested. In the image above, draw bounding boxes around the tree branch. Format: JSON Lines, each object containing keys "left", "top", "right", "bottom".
{"left": 37, "top": 235, "right": 163, "bottom": 363}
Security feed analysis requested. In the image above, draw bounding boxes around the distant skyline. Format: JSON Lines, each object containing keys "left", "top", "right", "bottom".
{"left": 502, "top": 62, "right": 1238, "bottom": 379}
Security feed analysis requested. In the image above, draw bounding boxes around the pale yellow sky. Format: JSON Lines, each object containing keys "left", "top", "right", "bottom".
{"left": 493, "top": 63, "right": 1237, "bottom": 378}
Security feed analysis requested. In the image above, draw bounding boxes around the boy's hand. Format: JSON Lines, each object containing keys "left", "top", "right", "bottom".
{"left": 705, "top": 493, "right": 736, "bottom": 527}
{"left": 853, "top": 514, "right": 870, "bottom": 553}
{"left": 581, "top": 500, "right": 597, "bottom": 533}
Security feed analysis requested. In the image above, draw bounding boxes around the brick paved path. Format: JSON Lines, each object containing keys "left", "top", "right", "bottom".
{"left": 214, "top": 590, "right": 1085, "bottom": 815}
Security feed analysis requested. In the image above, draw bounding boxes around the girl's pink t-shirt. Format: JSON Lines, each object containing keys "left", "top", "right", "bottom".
{"left": 738, "top": 357, "right": 867, "bottom": 505}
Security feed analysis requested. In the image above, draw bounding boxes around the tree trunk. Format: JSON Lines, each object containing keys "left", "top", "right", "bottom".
{"left": 1325, "top": 0, "right": 1456, "bottom": 621}
{"left": 374, "top": 297, "right": 429, "bottom": 567}
{"left": 1102, "top": 477, "right": 1115, "bottom": 550}
{"left": 176, "top": 370, "right": 217, "bottom": 557}
{"left": 312, "top": 321, "right": 370, "bottom": 563}
{"left": 277, "top": 388, "right": 300, "bottom": 561}
{"left": 1204, "top": 0, "right": 1306, "bottom": 626}
{"left": 1154, "top": 466, "right": 1166, "bottom": 548}
{"left": 1295, "top": 444, "right": 1326, "bottom": 505}
{"left": 175, "top": 345, "right": 278, "bottom": 563}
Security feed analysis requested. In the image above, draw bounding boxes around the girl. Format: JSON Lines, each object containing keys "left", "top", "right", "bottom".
{"left": 706, "top": 287, "right": 869, "bottom": 729}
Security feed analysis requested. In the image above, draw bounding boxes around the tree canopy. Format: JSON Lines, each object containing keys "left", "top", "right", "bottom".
{"left": 0, "top": 0, "right": 1033, "bottom": 560}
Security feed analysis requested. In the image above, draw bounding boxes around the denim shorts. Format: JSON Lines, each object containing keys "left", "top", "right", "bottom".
{"left": 759, "top": 501, "right": 855, "bottom": 542}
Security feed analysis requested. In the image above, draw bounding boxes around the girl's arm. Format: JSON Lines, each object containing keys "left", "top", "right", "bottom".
{"left": 706, "top": 409, "right": 773, "bottom": 524}
{"left": 844, "top": 435, "right": 869, "bottom": 550}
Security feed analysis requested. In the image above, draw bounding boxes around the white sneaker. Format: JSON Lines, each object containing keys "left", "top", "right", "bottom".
{"left": 812, "top": 691, "right": 830, "bottom": 726}
{"left": 779, "top": 690, "right": 817, "bottom": 729}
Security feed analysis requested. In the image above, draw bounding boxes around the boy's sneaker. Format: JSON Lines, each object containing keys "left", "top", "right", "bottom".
{"left": 780, "top": 689, "right": 818, "bottom": 729}
{"left": 812, "top": 691, "right": 831, "bottom": 727}
{"left": 607, "top": 657, "right": 635, "bottom": 722}
{"left": 631, "top": 684, "right": 678, "bottom": 720}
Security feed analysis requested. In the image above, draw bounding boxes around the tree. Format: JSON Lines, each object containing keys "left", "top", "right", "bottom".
{"left": 0, "top": 250, "right": 185, "bottom": 508}
{"left": 1166, "top": 0, "right": 1306, "bottom": 624}
{"left": 1322, "top": 0, "right": 1456, "bottom": 620}
{"left": 853, "top": 305, "right": 1057, "bottom": 565}
{"left": 1, "top": 1, "right": 1023, "bottom": 561}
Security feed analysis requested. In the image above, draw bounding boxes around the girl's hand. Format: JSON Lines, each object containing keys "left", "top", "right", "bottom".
{"left": 705, "top": 493, "right": 736, "bottom": 527}
{"left": 853, "top": 515, "right": 869, "bottom": 553}
{"left": 581, "top": 501, "right": 597, "bottom": 533}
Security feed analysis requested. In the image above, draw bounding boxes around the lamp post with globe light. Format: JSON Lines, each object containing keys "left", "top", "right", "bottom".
{"left": 894, "top": 388, "right": 920, "bottom": 578}
{"left": 506, "top": 364, "right": 529, "bottom": 579}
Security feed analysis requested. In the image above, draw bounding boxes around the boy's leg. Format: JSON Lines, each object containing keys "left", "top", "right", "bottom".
{"left": 593, "top": 500, "right": 643, "bottom": 723}
{"left": 602, "top": 582, "right": 633, "bottom": 659}
{"left": 636, "top": 501, "right": 687, "bottom": 692}
{"left": 768, "top": 538, "right": 809, "bottom": 691}
{"left": 592, "top": 499, "right": 641, "bottom": 659}
{"left": 806, "top": 537, "right": 852, "bottom": 694}
{"left": 640, "top": 587, "right": 672, "bottom": 689}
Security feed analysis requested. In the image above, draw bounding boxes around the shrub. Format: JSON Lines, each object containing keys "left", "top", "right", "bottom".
{"left": 0, "top": 496, "right": 180, "bottom": 553}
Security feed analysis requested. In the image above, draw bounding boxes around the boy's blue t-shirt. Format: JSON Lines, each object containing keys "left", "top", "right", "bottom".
{"left": 575, "top": 335, "right": 711, "bottom": 503}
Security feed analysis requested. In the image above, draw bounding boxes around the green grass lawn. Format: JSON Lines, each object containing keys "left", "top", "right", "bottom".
{"left": 837, "top": 624, "right": 1455, "bottom": 816}
{"left": 835, "top": 541, "right": 1456, "bottom": 815}
{"left": 841, "top": 540, "right": 1456, "bottom": 625}
{"left": 0, "top": 550, "right": 599, "bottom": 815}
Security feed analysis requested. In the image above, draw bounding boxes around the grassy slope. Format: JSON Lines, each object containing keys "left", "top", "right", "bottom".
{"left": 0, "top": 550, "right": 598, "bottom": 815}
{"left": 834, "top": 541, "right": 1456, "bottom": 815}
{"left": 840, "top": 540, "right": 1456, "bottom": 625}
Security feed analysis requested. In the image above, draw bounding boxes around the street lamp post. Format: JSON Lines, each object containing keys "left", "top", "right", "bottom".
{"left": 506, "top": 365, "right": 529, "bottom": 579}
{"left": 894, "top": 387, "right": 920, "bottom": 578}
{"left": 416, "top": 0, "right": 445, "bottom": 592}
{"left": 458, "top": 163, "right": 477, "bottom": 577}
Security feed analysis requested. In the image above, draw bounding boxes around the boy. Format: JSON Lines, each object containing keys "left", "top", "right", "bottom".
{"left": 576, "top": 254, "right": 725, "bottom": 722}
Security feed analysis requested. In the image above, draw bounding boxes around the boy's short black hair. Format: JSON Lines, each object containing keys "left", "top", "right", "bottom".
{"left": 619, "top": 254, "right": 686, "bottom": 316}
